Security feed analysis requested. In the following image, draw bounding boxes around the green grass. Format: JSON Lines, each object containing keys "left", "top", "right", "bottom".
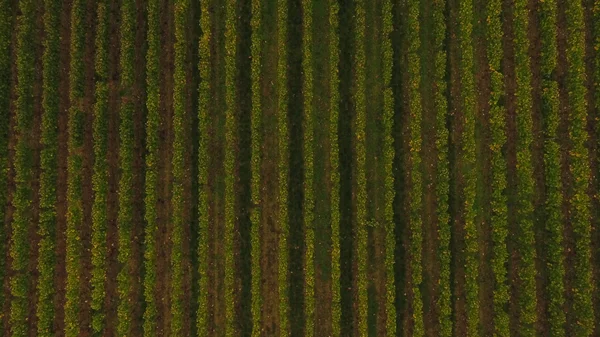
{"left": 513, "top": 0, "right": 537, "bottom": 334}
{"left": 250, "top": 0, "right": 263, "bottom": 334}
{"left": 485, "top": 0, "right": 509, "bottom": 334}
{"left": 117, "top": 0, "right": 136, "bottom": 333}
{"left": 65, "top": 0, "right": 87, "bottom": 334}
{"left": 564, "top": 0, "right": 593, "bottom": 334}
{"left": 196, "top": 0, "right": 210, "bottom": 335}
{"left": 538, "top": 0, "right": 565, "bottom": 335}
{"left": 10, "top": 0, "right": 36, "bottom": 335}
{"left": 37, "top": 0, "right": 61, "bottom": 334}
{"left": 433, "top": 0, "right": 451, "bottom": 336}
{"left": 302, "top": 0, "right": 314, "bottom": 335}
{"left": 225, "top": 0, "right": 238, "bottom": 333}
{"left": 457, "top": 0, "right": 480, "bottom": 334}
{"left": 328, "top": 1, "right": 341, "bottom": 335}
{"left": 90, "top": 0, "right": 109, "bottom": 333}
{"left": 0, "top": 0, "right": 12, "bottom": 332}
{"left": 143, "top": 0, "right": 160, "bottom": 333}
{"left": 353, "top": 0, "right": 368, "bottom": 334}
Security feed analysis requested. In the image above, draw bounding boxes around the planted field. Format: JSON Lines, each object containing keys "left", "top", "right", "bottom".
{"left": 1, "top": 0, "right": 600, "bottom": 336}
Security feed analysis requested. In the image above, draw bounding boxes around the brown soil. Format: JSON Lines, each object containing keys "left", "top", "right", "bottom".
{"left": 583, "top": 0, "right": 600, "bottom": 333}
{"left": 52, "top": 0, "right": 73, "bottom": 333}
{"left": 446, "top": 0, "right": 467, "bottom": 333}
{"left": 526, "top": 0, "right": 550, "bottom": 334}
{"left": 499, "top": 0, "right": 521, "bottom": 334}
{"left": 153, "top": 0, "right": 175, "bottom": 333}
{"left": 103, "top": 0, "right": 122, "bottom": 334}
{"left": 259, "top": 1, "right": 281, "bottom": 334}
{"left": 25, "top": 5, "right": 45, "bottom": 334}
{"left": 555, "top": 1, "right": 576, "bottom": 335}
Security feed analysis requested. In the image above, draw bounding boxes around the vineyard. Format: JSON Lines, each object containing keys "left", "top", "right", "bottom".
{"left": 0, "top": 0, "right": 600, "bottom": 336}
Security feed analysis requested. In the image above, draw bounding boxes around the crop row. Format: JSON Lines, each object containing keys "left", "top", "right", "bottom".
{"left": 457, "top": 0, "right": 479, "bottom": 334}
{"left": 65, "top": 0, "right": 87, "bottom": 334}
{"left": 353, "top": 0, "right": 368, "bottom": 334}
{"left": 485, "top": 0, "right": 509, "bottom": 334}
{"left": 276, "top": 0, "right": 290, "bottom": 334}
{"left": 381, "top": 0, "right": 395, "bottom": 334}
{"left": 171, "top": 0, "right": 188, "bottom": 333}
{"left": 143, "top": 0, "right": 160, "bottom": 334}
{"left": 0, "top": 0, "right": 11, "bottom": 331}
{"left": 250, "top": 0, "right": 263, "bottom": 334}
{"left": 538, "top": 0, "right": 565, "bottom": 335}
{"left": 10, "top": 0, "right": 36, "bottom": 335}
{"left": 564, "top": 0, "right": 593, "bottom": 334}
{"left": 301, "top": 0, "right": 313, "bottom": 334}
{"left": 250, "top": 0, "right": 262, "bottom": 335}
{"left": 224, "top": 0, "right": 237, "bottom": 334}
{"left": 196, "top": 0, "right": 210, "bottom": 335}
{"left": 90, "top": 0, "right": 109, "bottom": 334}
{"left": 37, "top": 0, "right": 61, "bottom": 335}
{"left": 117, "top": 0, "right": 136, "bottom": 334}
{"left": 328, "top": 0, "right": 340, "bottom": 335}
{"left": 432, "top": 0, "right": 451, "bottom": 336}
{"left": 513, "top": 0, "right": 537, "bottom": 334}
{"left": 406, "top": 0, "right": 423, "bottom": 334}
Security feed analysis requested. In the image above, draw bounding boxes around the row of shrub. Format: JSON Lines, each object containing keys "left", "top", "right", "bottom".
{"left": 564, "top": 0, "right": 594, "bottom": 335}
{"left": 65, "top": 0, "right": 87, "bottom": 335}
{"left": 457, "top": 0, "right": 480, "bottom": 334}
{"left": 538, "top": 1, "right": 565, "bottom": 335}
{"left": 143, "top": 0, "right": 160, "bottom": 334}
{"left": 0, "top": 2, "right": 12, "bottom": 334}
{"left": 224, "top": 0, "right": 238, "bottom": 334}
{"left": 328, "top": 1, "right": 341, "bottom": 335}
{"left": 37, "top": 0, "right": 61, "bottom": 335}
{"left": 250, "top": 0, "right": 263, "bottom": 334}
{"left": 10, "top": 0, "right": 36, "bottom": 335}
{"left": 432, "top": 0, "right": 451, "bottom": 336}
{"left": 513, "top": 0, "right": 537, "bottom": 334}
{"left": 170, "top": 0, "right": 188, "bottom": 334}
{"left": 196, "top": 0, "right": 211, "bottom": 335}
{"left": 406, "top": 0, "right": 424, "bottom": 334}
{"left": 380, "top": 0, "right": 395, "bottom": 334}
{"left": 117, "top": 0, "right": 136, "bottom": 334}
{"left": 353, "top": 0, "right": 368, "bottom": 335}
{"left": 301, "top": 0, "right": 313, "bottom": 334}
{"left": 485, "top": 0, "right": 509, "bottom": 335}
{"left": 90, "top": 0, "right": 109, "bottom": 334}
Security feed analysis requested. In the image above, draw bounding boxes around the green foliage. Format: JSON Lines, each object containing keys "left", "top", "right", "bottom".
{"left": 90, "top": 0, "right": 109, "bottom": 334}
{"left": 485, "top": 0, "right": 509, "bottom": 334}
{"left": 432, "top": 0, "right": 451, "bottom": 336}
{"left": 225, "top": 0, "right": 237, "bottom": 334}
{"left": 328, "top": 1, "right": 341, "bottom": 335}
{"left": 353, "top": 0, "right": 368, "bottom": 334}
{"left": 381, "top": 0, "right": 395, "bottom": 335}
{"left": 10, "top": 0, "right": 36, "bottom": 335}
{"left": 538, "top": 1, "right": 565, "bottom": 335}
{"left": 250, "top": 0, "right": 263, "bottom": 334}
{"left": 117, "top": 0, "right": 136, "bottom": 334}
{"left": 0, "top": 0, "right": 11, "bottom": 332}
{"left": 196, "top": 0, "right": 210, "bottom": 335}
{"left": 143, "top": 0, "right": 160, "bottom": 334}
{"left": 37, "top": 0, "right": 61, "bottom": 334}
{"left": 301, "top": 0, "right": 313, "bottom": 335}
{"left": 512, "top": 0, "right": 537, "bottom": 334}
{"left": 457, "top": 0, "right": 479, "bottom": 334}
{"left": 406, "top": 0, "right": 423, "bottom": 334}
{"left": 564, "top": 0, "right": 594, "bottom": 334}
{"left": 171, "top": 0, "right": 188, "bottom": 334}
{"left": 65, "top": 0, "right": 87, "bottom": 335}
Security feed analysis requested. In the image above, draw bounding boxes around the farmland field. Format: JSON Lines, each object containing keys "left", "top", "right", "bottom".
{"left": 0, "top": 0, "right": 599, "bottom": 336}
